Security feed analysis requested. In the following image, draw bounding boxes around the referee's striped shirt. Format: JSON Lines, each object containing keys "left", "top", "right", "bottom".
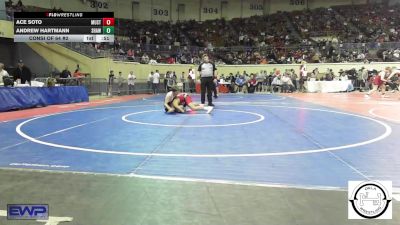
{"left": 198, "top": 62, "right": 216, "bottom": 78}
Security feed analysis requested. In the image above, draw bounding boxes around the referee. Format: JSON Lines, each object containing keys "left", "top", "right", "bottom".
{"left": 198, "top": 54, "right": 216, "bottom": 106}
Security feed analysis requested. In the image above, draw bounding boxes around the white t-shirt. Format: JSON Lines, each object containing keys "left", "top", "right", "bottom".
{"left": 189, "top": 70, "right": 195, "bottom": 80}
{"left": 165, "top": 91, "right": 175, "bottom": 104}
{"left": 0, "top": 69, "right": 10, "bottom": 86}
{"left": 153, "top": 73, "right": 160, "bottom": 84}
{"left": 127, "top": 73, "right": 136, "bottom": 85}
{"left": 300, "top": 65, "right": 307, "bottom": 77}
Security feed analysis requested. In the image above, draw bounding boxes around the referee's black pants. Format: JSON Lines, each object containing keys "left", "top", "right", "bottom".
{"left": 200, "top": 77, "right": 213, "bottom": 105}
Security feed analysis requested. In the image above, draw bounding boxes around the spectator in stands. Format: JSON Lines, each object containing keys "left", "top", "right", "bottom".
{"left": 16, "top": 0, "right": 22, "bottom": 7}
{"left": 73, "top": 68, "right": 85, "bottom": 85}
{"left": 73, "top": 69, "right": 84, "bottom": 78}
{"left": 13, "top": 60, "right": 32, "bottom": 85}
{"left": 127, "top": 49, "right": 134, "bottom": 60}
{"left": 0, "top": 63, "right": 10, "bottom": 86}
{"left": 149, "top": 58, "right": 158, "bottom": 64}
{"left": 141, "top": 53, "right": 150, "bottom": 64}
{"left": 59, "top": 65, "right": 71, "bottom": 86}
{"left": 5, "top": 0, "right": 13, "bottom": 8}
{"left": 60, "top": 65, "right": 71, "bottom": 78}
{"left": 127, "top": 71, "right": 136, "bottom": 94}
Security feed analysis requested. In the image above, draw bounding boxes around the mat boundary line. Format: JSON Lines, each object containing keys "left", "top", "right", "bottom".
{"left": 0, "top": 167, "right": 347, "bottom": 191}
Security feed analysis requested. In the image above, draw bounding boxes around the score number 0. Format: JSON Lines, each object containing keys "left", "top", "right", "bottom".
{"left": 102, "top": 18, "right": 114, "bottom": 26}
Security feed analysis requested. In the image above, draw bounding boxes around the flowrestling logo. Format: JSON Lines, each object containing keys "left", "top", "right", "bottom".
{"left": 348, "top": 181, "right": 392, "bottom": 219}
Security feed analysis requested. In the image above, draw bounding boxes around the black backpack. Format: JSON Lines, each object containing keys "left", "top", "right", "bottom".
{"left": 3, "top": 76, "right": 14, "bottom": 87}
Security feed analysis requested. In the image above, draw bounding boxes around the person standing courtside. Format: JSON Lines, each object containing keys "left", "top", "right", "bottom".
{"left": 198, "top": 54, "right": 216, "bottom": 106}
{"left": 108, "top": 70, "right": 115, "bottom": 97}
{"left": 14, "top": 60, "right": 32, "bottom": 85}
{"left": 127, "top": 71, "right": 136, "bottom": 95}
{"left": 152, "top": 70, "right": 160, "bottom": 94}
{"left": 188, "top": 68, "right": 195, "bottom": 93}
{"left": 0, "top": 63, "right": 10, "bottom": 86}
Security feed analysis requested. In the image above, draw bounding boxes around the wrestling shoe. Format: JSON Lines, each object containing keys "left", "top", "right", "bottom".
{"left": 205, "top": 106, "right": 214, "bottom": 114}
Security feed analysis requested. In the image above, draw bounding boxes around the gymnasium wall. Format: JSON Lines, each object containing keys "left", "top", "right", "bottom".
{"left": 19, "top": 0, "right": 368, "bottom": 21}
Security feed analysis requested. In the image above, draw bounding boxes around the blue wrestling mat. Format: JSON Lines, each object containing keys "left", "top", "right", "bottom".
{"left": 0, "top": 94, "right": 399, "bottom": 189}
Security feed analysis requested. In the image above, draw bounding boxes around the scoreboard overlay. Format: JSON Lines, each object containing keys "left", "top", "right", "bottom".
{"left": 14, "top": 12, "right": 114, "bottom": 42}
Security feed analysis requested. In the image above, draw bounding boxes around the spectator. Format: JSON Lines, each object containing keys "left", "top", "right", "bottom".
{"left": 141, "top": 53, "right": 150, "bottom": 64}
{"left": 213, "top": 75, "right": 218, "bottom": 98}
{"left": 188, "top": 68, "right": 196, "bottom": 93}
{"left": 289, "top": 69, "right": 298, "bottom": 91}
{"left": 73, "top": 68, "right": 85, "bottom": 85}
{"left": 255, "top": 70, "right": 265, "bottom": 92}
{"left": 281, "top": 74, "right": 294, "bottom": 93}
{"left": 271, "top": 71, "right": 283, "bottom": 93}
{"left": 247, "top": 74, "right": 258, "bottom": 93}
{"left": 325, "top": 69, "right": 334, "bottom": 81}
{"left": 361, "top": 67, "right": 369, "bottom": 91}
{"left": 117, "top": 71, "right": 124, "bottom": 95}
{"left": 127, "top": 71, "right": 136, "bottom": 94}
{"left": 152, "top": 69, "right": 160, "bottom": 94}
{"left": 14, "top": 60, "right": 32, "bottom": 85}
{"left": 127, "top": 49, "right": 134, "bottom": 60}
{"left": 339, "top": 70, "right": 349, "bottom": 81}
{"left": 108, "top": 70, "right": 115, "bottom": 97}
{"left": 235, "top": 75, "right": 246, "bottom": 93}
{"left": 60, "top": 65, "right": 71, "bottom": 78}
{"left": 59, "top": 65, "right": 71, "bottom": 86}
{"left": 0, "top": 63, "right": 10, "bottom": 86}
{"left": 147, "top": 71, "right": 153, "bottom": 92}
{"left": 180, "top": 71, "right": 186, "bottom": 92}
{"left": 164, "top": 71, "right": 171, "bottom": 91}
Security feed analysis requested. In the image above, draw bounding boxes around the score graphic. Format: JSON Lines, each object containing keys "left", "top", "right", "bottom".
{"left": 14, "top": 12, "right": 115, "bottom": 43}
{"left": 102, "top": 18, "right": 114, "bottom": 35}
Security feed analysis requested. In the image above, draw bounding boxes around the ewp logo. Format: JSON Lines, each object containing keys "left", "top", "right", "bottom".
{"left": 7, "top": 204, "right": 49, "bottom": 220}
